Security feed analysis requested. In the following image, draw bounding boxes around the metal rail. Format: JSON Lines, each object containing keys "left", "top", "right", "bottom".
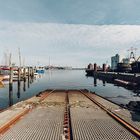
{"left": 63, "top": 91, "right": 73, "bottom": 140}
{"left": 39, "top": 89, "right": 55, "bottom": 102}
{"left": 80, "top": 90, "right": 140, "bottom": 139}
{"left": 0, "top": 89, "right": 54, "bottom": 135}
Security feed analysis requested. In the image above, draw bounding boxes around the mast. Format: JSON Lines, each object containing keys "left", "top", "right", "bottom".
{"left": 49, "top": 56, "right": 50, "bottom": 68}
{"left": 4, "top": 52, "right": 8, "bottom": 66}
{"left": 18, "top": 48, "right": 21, "bottom": 67}
{"left": 9, "top": 53, "right": 12, "bottom": 67}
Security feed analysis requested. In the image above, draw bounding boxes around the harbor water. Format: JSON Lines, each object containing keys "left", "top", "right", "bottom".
{"left": 0, "top": 70, "right": 140, "bottom": 109}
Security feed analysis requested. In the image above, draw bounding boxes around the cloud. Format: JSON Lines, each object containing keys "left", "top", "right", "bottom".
{"left": 0, "top": 22, "right": 140, "bottom": 67}
{"left": 0, "top": 0, "right": 140, "bottom": 24}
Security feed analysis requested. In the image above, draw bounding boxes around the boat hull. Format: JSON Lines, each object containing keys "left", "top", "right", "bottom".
{"left": 131, "top": 62, "right": 140, "bottom": 73}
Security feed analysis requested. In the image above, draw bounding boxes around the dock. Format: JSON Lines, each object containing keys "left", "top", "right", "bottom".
{"left": 86, "top": 70, "right": 140, "bottom": 86}
{"left": 0, "top": 90, "right": 139, "bottom": 140}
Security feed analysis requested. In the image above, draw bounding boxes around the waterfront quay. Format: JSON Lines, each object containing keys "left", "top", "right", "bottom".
{"left": 86, "top": 69, "right": 140, "bottom": 86}
{"left": 0, "top": 89, "right": 139, "bottom": 140}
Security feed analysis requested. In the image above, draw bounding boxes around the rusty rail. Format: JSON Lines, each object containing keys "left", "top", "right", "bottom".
{"left": 0, "top": 89, "right": 54, "bottom": 135}
{"left": 80, "top": 90, "right": 140, "bottom": 138}
{"left": 63, "top": 91, "right": 72, "bottom": 140}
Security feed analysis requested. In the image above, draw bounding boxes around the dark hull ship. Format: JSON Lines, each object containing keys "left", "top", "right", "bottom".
{"left": 131, "top": 61, "right": 140, "bottom": 73}
{"left": 117, "top": 63, "right": 132, "bottom": 72}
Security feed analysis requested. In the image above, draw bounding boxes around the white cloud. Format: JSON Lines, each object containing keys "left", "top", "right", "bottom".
{"left": 0, "top": 22, "right": 140, "bottom": 67}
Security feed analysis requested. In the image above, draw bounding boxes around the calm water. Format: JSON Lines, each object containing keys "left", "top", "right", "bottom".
{"left": 0, "top": 70, "right": 140, "bottom": 109}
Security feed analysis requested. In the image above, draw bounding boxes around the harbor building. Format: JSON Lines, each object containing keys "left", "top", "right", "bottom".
{"left": 111, "top": 54, "right": 122, "bottom": 70}
{"left": 111, "top": 54, "right": 132, "bottom": 72}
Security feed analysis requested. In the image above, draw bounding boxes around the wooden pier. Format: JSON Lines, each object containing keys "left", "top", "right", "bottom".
{"left": 0, "top": 90, "right": 139, "bottom": 140}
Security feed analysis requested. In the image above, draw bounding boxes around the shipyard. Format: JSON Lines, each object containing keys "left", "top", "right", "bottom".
{"left": 1, "top": 1, "right": 140, "bottom": 140}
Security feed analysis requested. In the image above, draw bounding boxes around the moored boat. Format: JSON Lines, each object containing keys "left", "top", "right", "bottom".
{"left": 36, "top": 67, "right": 45, "bottom": 74}
{"left": 131, "top": 61, "right": 140, "bottom": 73}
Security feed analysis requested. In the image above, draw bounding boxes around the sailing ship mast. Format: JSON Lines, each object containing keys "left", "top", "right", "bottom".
{"left": 18, "top": 48, "right": 21, "bottom": 67}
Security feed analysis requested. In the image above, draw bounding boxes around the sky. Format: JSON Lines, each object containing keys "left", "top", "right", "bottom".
{"left": 0, "top": 0, "right": 140, "bottom": 67}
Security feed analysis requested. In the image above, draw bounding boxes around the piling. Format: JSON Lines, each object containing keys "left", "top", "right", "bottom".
{"left": 94, "top": 63, "right": 97, "bottom": 72}
{"left": 94, "top": 77, "right": 97, "bottom": 86}
{"left": 23, "top": 79, "right": 26, "bottom": 92}
{"left": 27, "top": 76, "right": 30, "bottom": 88}
{"left": 17, "top": 80, "right": 21, "bottom": 98}
{"left": 18, "top": 68, "right": 21, "bottom": 81}
{"left": 103, "top": 80, "right": 106, "bottom": 86}
{"left": 31, "top": 67, "right": 34, "bottom": 78}
{"left": 28, "top": 67, "right": 30, "bottom": 77}
{"left": 9, "top": 67, "right": 13, "bottom": 106}
{"left": 103, "top": 63, "right": 106, "bottom": 72}
{"left": 23, "top": 68, "right": 26, "bottom": 81}
{"left": 9, "top": 67, "right": 13, "bottom": 84}
{"left": 17, "top": 67, "right": 21, "bottom": 98}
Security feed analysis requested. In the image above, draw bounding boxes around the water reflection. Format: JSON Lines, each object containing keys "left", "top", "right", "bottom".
{"left": 17, "top": 80, "right": 21, "bottom": 98}
{"left": 9, "top": 83, "right": 13, "bottom": 106}
{"left": 92, "top": 75, "right": 140, "bottom": 96}
{"left": 102, "top": 80, "right": 106, "bottom": 86}
{"left": 94, "top": 77, "right": 97, "bottom": 87}
{"left": 23, "top": 79, "right": 26, "bottom": 92}
{"left": 0, "top": 70, "right": 140, "bottom": 110}
{"left": 28, "top": 76, "right": 30, "bottom": 88}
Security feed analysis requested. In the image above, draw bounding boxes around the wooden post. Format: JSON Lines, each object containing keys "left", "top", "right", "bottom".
{"left": 9, "top": 67, "right": 13, "bottom": 106}
{"left": 94, "top": 77, "right": 97, "bottom": 87}
{"left": 28, "top": 67, "right": 30, "bottom": 77}
{"left": 17, "top": 80, "right": 21, "bottom": 98}
{"left": 23, "top": 68, "right": 26, "bottom": 81}
{"left": 18, "top": 68, "right": 21, "bottom": 81}
{"left": 9, "top": 67, "right": 13, "bottom": 84}
{"left": 103, "top": 80, "right": 106, "bottom": 86}
{"left": 23, "top": 78, "right": 26, "bottom": 91}
{"left": 94, "top": 63, "right": 97, "bottom": 72}
{"left": 28, "top": 74, "right": 30, "bottom": 88}
{"left": 31, "top": 67, "right": 34, "bottom": 78}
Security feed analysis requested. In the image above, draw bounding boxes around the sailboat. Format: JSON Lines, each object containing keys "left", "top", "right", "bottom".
{"left": 0, "top": 52, "right": 18, "bottom": 81}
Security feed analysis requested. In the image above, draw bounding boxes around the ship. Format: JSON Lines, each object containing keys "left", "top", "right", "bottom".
{"left": 117, "top": 63, "right": 132, "bottom": 72}
{"left": 131, "top": 61, "right": 140, "bottom": 73}
{"left": 36, "top": 67, "right": 45, "bottom": 74}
